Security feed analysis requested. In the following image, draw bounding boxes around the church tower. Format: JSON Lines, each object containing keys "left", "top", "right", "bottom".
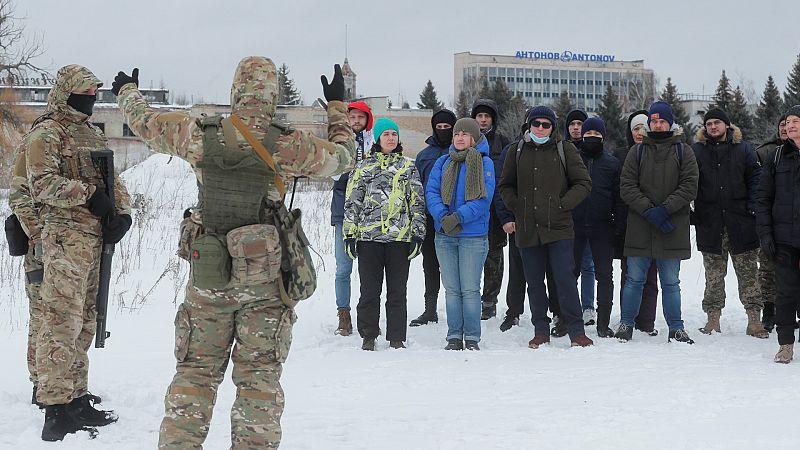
{"left": 341, "top": 58, "right": 357, "bottom": 101}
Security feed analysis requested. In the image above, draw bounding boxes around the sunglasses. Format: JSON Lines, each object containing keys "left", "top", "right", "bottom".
{"left": 530, "top": 120, "right": 552, "bottom": 129}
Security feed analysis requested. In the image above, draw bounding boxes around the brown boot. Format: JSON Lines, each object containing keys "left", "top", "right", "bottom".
{"left": 699, "top": 310, "right": 721, "bottom": 335}
{"left": 528, "top": 334, "right": 550, "bottom": 349}
{"left": 335, "top": 308, "right": 352, "bottom": 336}
{"left": 570, "top": 334, "right": 594, "bottom": 347}
{"left": 775, "top": 344, "right": 794, "bottom": 364}
{"left": 745, "top": 309, "right": 769, "bottom": 339}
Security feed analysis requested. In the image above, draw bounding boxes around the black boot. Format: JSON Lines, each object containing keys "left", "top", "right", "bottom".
{"left": 499, "top": 315, "right": 519, "bottom": 332}
{"left": 596, "top": 306, "right": 614, "bottom": 338}
{"left": 763, "top": 301, "right": 775, "bottom": 332}
{"left": 550, "top": 315, "right": 568, "bottom": 337}
{"left": 409, "top": 297, "right": 438, "bottom": 327}
{"left": 481, "top": 302, "right": 496, "bottom": 320}
{"left": 444, "top": 339, "right": 463, "bottom": 350}
{"left": 42, "top": 404, "right": 82, "bottom": 441}
{"left": 66, "top": 395, "right": 118, "bottom": 427}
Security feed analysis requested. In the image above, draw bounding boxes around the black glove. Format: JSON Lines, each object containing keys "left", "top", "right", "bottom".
{"left": 760, "top": 235, "right": 776, "bottom": 261}
{"left": 344, "top": 238, "right": 358, "bottom": 260}
{"left": 320, "top": 64, "right": 344, "bottom": 102}
{"left": 408, "top": 236, "right": 424, "bottom": 260}
{"left": 102, "top": 214, "right": 132, "bottom": 244}
{"left": 440, "top": 213, "right": 462, "bottom": 237}
{"left": 88, "top": 189, "right": 113, "bottom": 217}
{"left": 111, "top": 68, "right": 139, "bottom": 96}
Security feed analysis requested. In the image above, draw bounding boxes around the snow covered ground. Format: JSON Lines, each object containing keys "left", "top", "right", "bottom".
{"left": 1, "top": 153, "right": 799, "bottom": 450}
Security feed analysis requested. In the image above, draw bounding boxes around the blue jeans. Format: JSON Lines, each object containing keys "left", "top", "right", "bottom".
{"left": 621, "top": 257, "right": 684, "bottom": 331}
{"left": 334, "top": 223, "right": 353, "bottom": 310}
{"left": 435, "top": 233, "right": 488, "bottom": 342}
{"left": 580, "top": 246, "right": 595, "bottom": 310}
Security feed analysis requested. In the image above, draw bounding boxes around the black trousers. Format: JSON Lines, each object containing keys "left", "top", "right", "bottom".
{"left": 356, "top": 241, "right": 410, "bottom": 342}
{"left": 573, "top": 227, "right": 614, "bottom": 318}
{"left": 774, "top": 246, "right": 800, "bottom": 345}
{"left": 505, "top": 232, "right": 528, "bottom": 318}
{"left": 481, "top": 228, "right": 507, "bottom": 305}
{"left": 421, "top": 214, "right": 440, "bottom": 302}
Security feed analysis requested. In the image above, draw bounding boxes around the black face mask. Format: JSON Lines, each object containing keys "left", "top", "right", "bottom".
{"left": 67, "top": 93, "right": 97, "bottom": 116}
{"left": 434, "top": 127, "right": 453, "bottom": 147}
{"left": 582, "top": 136, "right": 604, "bottom": 156}
{"left": 649, "top": 130, "right": 673, "bottom": 140}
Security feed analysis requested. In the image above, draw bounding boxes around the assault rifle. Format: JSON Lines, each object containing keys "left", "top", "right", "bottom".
{"left": 91, "top": 150, "right": 115, "bottom": 348}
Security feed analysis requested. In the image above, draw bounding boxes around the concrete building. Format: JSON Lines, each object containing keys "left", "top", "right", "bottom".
{"left": 677, "top": 93, "right": 714, "bottom": 129}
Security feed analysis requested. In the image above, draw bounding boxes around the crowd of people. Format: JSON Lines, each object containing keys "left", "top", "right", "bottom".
{"left": 333, "top": 96, "right": 800, "bottom": 363}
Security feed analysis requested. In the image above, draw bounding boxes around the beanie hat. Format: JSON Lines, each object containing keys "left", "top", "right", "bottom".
{"left": 565, "top": 109, "right": 588, "bottom": 125}
{"left": 453, "top": 118, "right": 482, "bottom": 144}
{"left": 703, "top": 108, "right": 730, "bottom": 126}
{"left": 526, "top": 106, "right": 557, "bottom": 127}
{"left": 581, "top": 117, "right": 606, "bottom": 137}
{"left": 648, "top": 101, "right": 674, "bottom": 127}
{"left": 372, "top": 117, "right": 399, "bottom": 141}
{"left": 431, "top": 109, "right": 457, "bottom": 130}
{"left": 347, "top": 100, "right": 374, "bottom": 131}
{"left": 630, "top": 113, "right": 648, "bottom": 132}
{"left": 785, "top": 105, "right": 800, "bottom": 121}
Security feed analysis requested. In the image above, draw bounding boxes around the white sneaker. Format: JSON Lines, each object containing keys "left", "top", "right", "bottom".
{"left": 582, "top": 308, "right": 596, "bottom": 326}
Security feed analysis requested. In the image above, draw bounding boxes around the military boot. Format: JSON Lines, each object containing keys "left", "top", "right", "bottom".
{"left": 409, "top": 297, "right": 438, "bottom": 327}
{"left": 335, "top": 308, "right": 352, "bottom": 336}
{"left": 746, "top": 309, "right": 769, "bottom": 339}
{"left": 596, "top": 306, "right": 614, "bottom": 338}
{"left": 42, "top": 404, "right": 82, "bottom": 441}
{"left": 762, "top": 301, "right": 775, "bottom": 332}
{"left": 699, "top": 310, "right": 721, "bottom": 334}
{"left": 774, "top": 344, "right": 794, "bottom": 364}
{"left": 66, "top": 395, "right": 118, "bottom": 427}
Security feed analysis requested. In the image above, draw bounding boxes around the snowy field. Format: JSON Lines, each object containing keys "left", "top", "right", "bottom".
{"left": 1, "top": 153, "right": 799, "bottom": 450}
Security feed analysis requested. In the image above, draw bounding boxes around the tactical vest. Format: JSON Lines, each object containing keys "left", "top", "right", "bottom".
{"left": 196, "top": 116, "right": 284, "bottom": 234}
{"left": 42, "top": 117, "right": 107, "bottom": 190}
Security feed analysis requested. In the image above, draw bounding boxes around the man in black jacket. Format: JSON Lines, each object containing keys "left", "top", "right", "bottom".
{"left": 693, "top": 108, "right": 768, "bottom": 338}
{"left": 471, "top": 99, "right": 510, "bottom": 319}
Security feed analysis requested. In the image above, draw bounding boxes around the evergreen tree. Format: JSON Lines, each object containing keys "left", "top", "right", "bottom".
{"left": 417, "top": 80, "right": 443, "bottom": 111}
{"left": 455, "top": 90, "right": 470, "bottom": 118}
{"left": 729, "top": 85, "right": 754, "bottom": 141}
{"left": 552, "top": 91, "right": 575, "bottom": 135}
{"left": 277, "top": 63, "right": 301, "bottom": 105}
{"left": 784, "top": 53, "right": 800, "bottom": 109}
{"left": 710, "top": 70, "right": 733, "bottom": 112}
{"left": 402, "top": 101, "right": 410, "bottom": 109}
{"left": 596, "top": 84, "right": 626, "bottom": 149}
{"left": 659, "top": 77, "right": 695, "bottom": 142}
{"left": 490, "top": 79, "right": 514, "bottom": 118}
{"left": 498, "top": 94, "right": 528, "bottom": 140}
{"left": 755, "top": 75, "right": 783, "bottom": 142}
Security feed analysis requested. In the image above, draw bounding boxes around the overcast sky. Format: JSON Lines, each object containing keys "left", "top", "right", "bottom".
{"left": 16, "top": 0, "right": 800, "bottom": 108}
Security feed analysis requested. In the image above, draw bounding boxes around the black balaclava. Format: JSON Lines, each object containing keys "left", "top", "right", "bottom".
{"left": 582, "top": 136, "right": 604, "bottom": 157}
{"left": 431, "top": 109, "right": 457, "bottom": 147}
{"left": 67, "top": 93, "right": 97, "bottom": 116}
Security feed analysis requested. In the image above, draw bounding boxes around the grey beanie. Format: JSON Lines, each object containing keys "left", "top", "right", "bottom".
{"left": 453, "top": 118, "right": 482, "bottom": 144}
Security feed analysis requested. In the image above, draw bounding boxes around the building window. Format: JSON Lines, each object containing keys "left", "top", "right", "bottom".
{"left": 525, "top": 77, "right": 533, "bottom": 83}
{"left": 122, "top": 124, "right": 135, "bottom": 137}
{"left": 569, "top": 79, "right": 576, "bottom": 85}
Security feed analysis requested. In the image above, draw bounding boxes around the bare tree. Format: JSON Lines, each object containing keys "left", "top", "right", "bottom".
{"left": 1, "top": 0, "right": 45, "bottom": 127}
{"left": 620, "top": 73, "right": 658, "bottom": 112}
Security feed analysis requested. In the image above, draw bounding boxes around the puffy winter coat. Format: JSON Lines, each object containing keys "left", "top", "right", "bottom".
{"left": 471, "top": 99, "right": 510, "bottom": 232}
{"left": 572, "top": 146, "right": 623, "bottom": 234}
{"left": 331, "top": 129, "right": 373, "bottom": 225}
{"left": 756, "top": 139, "right": 800, "bottom": 248}
{"left": 415, "top": 136, "right": 449, "bottom": 189}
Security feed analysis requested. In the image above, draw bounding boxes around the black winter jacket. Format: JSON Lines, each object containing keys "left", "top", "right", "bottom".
{"left": 756, "top": 139, "right": 800, "bottom": 249}
{"left": 572, "top": 146, "right": 624, "bottom": 234}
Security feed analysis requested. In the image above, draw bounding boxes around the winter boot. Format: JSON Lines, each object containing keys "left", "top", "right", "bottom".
{"left": 499, "top": 315, "right": 519, "bottom": 332}
{"left": 570, "top": 334, "right": 594, "bottom": 347}
{"left": 550, "top": 316, "right": 568, "bottom": 337}
{"left": 596, "top": 306, "right": 614, "bottom": 338}
{"left": 409, "top": 298, "right": 438, "bottom": 327}
{"left": 762, "top": 302, "right": 775, "bottom": 332}
{"left": 528, "top": 334, "right": 550, "bottom": 349}
{"left": 444, "top": 339, "right": 463, "bottom": 350}
{"left": 464, "top": 340, "right": 480, "bottom": 351}
{"left": 636, "top": 326, "right": 659, "bottom": 336}
{"left": 335, "top": 308, "right": 353, "bottom": 336}
{"left": 615, "top": 323, "right": 633, "bottom": 342}
{"left": 389, "top": 340, "right": 405, "bottom": 349}
{"left": 481, "top": 302, "right": 496, "bottom": 320}
{"left": 668, "top": 328, "right": 695, "bottom": 344}
{"left": 66, "top": 395, "right": 117, "bottom": 427}
{"left": 582, "top": 308, "right": 596, "bottom": 326}
{"left": 746, "top": 309, "right": 769, "bottom": 339}
{"left": 42, "top": 404, "right": 82, "bottom": 441}
{"left": 361, "top": 338, "right": 375, "bottom": 351}
{"left": 699, "top": 309, "right": 721, "bottom": 335}
{"left": 774, "top": 344, "right": 794, "bottom": 364}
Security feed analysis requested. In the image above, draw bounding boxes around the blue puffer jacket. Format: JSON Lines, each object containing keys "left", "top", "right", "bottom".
{"left": 415, "top": 136, "right": 449, "bottom": 189}
{"left": 426, "top": 136, "right": 495, "bottom": 237}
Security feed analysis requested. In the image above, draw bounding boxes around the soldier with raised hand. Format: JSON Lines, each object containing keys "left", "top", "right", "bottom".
{"left": 113, "top": 58, "right": 354, "bottom": 449}
{"left": 25, "top": 64, "right": 132, "bottom": 441}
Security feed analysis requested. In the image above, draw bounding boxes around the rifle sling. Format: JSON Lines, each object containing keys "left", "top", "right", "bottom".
{"left": 229, "top": 114, "right": 287, "bottom": 197}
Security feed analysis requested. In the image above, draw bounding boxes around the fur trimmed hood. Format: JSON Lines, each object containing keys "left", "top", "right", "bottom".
{"left": 695, "top": 123, "right": 743, "bottom": 144}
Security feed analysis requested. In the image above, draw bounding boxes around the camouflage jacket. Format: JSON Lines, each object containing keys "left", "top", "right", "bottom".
{"left": 343, "top": 150, "right": 426, "bottom": 243}
{"left": 9, "top": 149, "right": 41, "bottom": 243}
{"left": 25, "top": 65, "right": 132, "bottom": 236}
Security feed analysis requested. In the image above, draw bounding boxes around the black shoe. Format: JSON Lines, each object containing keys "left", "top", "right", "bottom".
{"left": 636, "top": 327, "right": 659, "bottom": 336}
{"left": 389, "top": 340, "right": 406, "bottom": 349}
{"left": 499, "top": 315, "right": 519, "bottom": 332}
{"left": 444, "top": 339, "right": 463, "bottom": 350}
{"left": 464, "top": 340, "right": 480, "bottom": 351}
{"left": 668, "top": 328, "right": 695, "bottom": 344}
{"left": 409, "top": 311, "right": 438, "bottom": 327}
{"left": 66, "top": 395, "right": 118, "bottom": 427}
{"left": 597, "top": 326, "right": 615, "bottom": 338}
{"left": 42, "top": 404, "right": 88, "bottom": 441}
{"left": 481, "top": 303, "right": 496, "bottom": 320}
{"left": 616, "top": 323, "right": 633, "bottom": 342}
{"left": 361, "top": 338, "right": 375, "bottom": 351}
{"left": 550, "top": 316, "right": 568, "bottom": 337}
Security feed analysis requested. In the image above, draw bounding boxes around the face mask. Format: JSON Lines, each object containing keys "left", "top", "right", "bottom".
{"left": 582, "top": 136, "right": 604, "bottom": 156}
{"left": 529, "top": 132, "right": 550, "bottom": 145}
{"left": 67, "top": 93, "right": 96, "bottom": 116}
{"left": 648, "top": 130, "right": 673, "bottom": 140}
{"left": 434, "top": 127, "right": 453, "bottom": 147}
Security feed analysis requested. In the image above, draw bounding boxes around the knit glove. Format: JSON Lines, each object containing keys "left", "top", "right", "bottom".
{"left": 408, "top": 236, "right": 424, "bottom": 261}
{"left": 440, "top": 213, "right": 462, "bottom": 237}
{"left": 320, "top": 64, "right": 344, "bottom": 102}
{"left": 643, "top": 205, "right": 674, "bottom": 234}
{"left": 344, "top": 238, "right": 358, "bottom": 260}
{"left": 111, "top": 68, "right": 139, "bottom": 96}
{"left": 88, "top": 188, "right": 113, "bottom": 217}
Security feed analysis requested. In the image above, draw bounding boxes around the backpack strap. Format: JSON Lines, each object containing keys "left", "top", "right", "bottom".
{"left": 772, "top": 144, "right": 784, "bottom": 175}
{"left": 557, "top": 140, "right": 566, "bottom": 175}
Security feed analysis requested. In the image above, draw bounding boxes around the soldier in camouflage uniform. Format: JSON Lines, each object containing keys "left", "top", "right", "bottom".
{"left": 113, "top": 57, "right": 355, "bottom": 449}
{"left": 25, "top": 65, "right": 133, "bottom": 441}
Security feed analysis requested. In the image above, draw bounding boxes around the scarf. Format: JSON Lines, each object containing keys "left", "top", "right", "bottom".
{"left": 441, "top": 146, "right": 487, "bottom": 207}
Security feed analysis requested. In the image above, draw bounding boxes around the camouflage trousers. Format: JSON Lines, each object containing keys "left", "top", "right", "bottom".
{"left": 701, "top": 231, "right": 762, "bottom": 313}
{"left": 36, "top": 224, "right": 101, "bottom": 405}
{"left": 159, "top": 278, "right": 295, "bottom": 450}
{"left": 481, "top": 229, "right": 507, "bottom": 306}
{"left": 758, "top": 247, "right": 776, "bottom": 305}
{"left": 24, "top": 246, "right": 44, "bottom": 386}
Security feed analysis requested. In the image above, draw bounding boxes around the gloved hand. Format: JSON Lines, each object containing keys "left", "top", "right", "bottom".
{"left": 320, "top": 64, "right": 344, "bottom": 102}
{"left": 102, "top": 214, "right": 132, "bottom": 244}
{"left": 760, "top": 235, "right": 776, "bottom": 261}
{"left": 344, "top": 238, "right": 358, "bottom": 260}
{"left": 88, "top": 188, "right": 113, "bottom": 217}
{"left": 111, "top": 68, "right": 139, "bottom": 96}
{"left": 408, "top": 236, "right": 424, "bottom": 260}
{"left": 613, "top": 231, "right": 626, "bottom": 249}
{"left": 440, "top": 213, "right": 462, "bottom": 237}
{"left": 643, "top": 205, "right": 674, "bottom": 234}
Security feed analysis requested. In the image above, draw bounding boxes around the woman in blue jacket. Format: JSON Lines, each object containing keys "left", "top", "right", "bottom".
{"left": 426, "top": 118, "right": 495, "bottom": 350}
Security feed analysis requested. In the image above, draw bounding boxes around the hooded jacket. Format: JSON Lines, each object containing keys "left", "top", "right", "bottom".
{"left": 415, "top": 135, "right": 450, "bottom": 189}
{"left": 471, "top": 99, "right": 510, "bottom": 231}
{"left": 564, "top": 109, "right": 588, "bottom": 145}
{"left": 426, "top": 137, "right": 495, "bottom": 237}
{"left": 755, "top": 134, "right": 782, "bottom": 166}
{"left": 25, "top": 65, "right": 132, "bottom": 236}
{"left": 691, "top": 125, "right": 760, "bottom": 255}
{"left": 756, "top": 138, "right": 800, "bottom": 248}
{"left": 572, "top": 144, "right": 623, "bottom": 233}
{"left": 611, "top": 109, "right": 649, "bottom": 258}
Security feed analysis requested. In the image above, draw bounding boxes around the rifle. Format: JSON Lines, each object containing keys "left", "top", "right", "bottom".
{"left": 91, "top": 149, "right": 115, "bottom": 348}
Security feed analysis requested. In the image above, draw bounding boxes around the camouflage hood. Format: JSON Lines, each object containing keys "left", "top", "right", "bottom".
{"left": 230, "top": 56, "right": 278, "bottom": 135}
{"left": 46, "top": 64, "right": 102, "bottom": 122}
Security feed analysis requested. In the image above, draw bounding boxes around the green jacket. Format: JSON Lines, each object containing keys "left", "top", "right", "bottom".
{"left": 620, "top": 131, "right": 698, "bottom": 260}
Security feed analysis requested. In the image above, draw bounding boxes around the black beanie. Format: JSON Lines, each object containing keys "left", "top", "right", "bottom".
{"left": 704, "top": 108, "right": 730, "bottom": 126}
{"left": 431, "top": 109, "right": 457, "bottom": 129}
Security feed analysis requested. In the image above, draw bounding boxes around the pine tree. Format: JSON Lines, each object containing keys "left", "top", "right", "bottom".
{"left": 490, "top": 79, "right": 514, "bottom": 118}
{"left": 755, "top": 75, "right": 783, "bottom": 142}
{"left": 498, "top": 94, "right": 528, "bottom": 140}
{"left": 277, "top": 63, "right": 301, "bottom": 105}
{"left": 455, "top": 90, "right": 470, "bottom": 119}
{"left": 552, "top": 91, "right": 575, "bottom": 135}
{"left": 729, "top": 85, "right": 754, "bottom": 141}
{"left": 417, "top": 80, "right": 443, "bottom": 111}
{"left": 659, "top": 77, "right": 695, "bottom": 142}
{"left": 784, "top": 53, "right": 800, "bottom": 109}
{"left": 596, "top": 84, "right": 626, "bottom": 149}
{"left": 710, "top": 70, "right": 733, "bottom": 112}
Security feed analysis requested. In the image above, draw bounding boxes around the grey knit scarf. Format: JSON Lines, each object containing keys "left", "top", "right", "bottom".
{"left": 441, "top": 146, "right": 487, "bottom": 207}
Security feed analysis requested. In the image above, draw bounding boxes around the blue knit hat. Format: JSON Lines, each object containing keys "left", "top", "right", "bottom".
{"left": 526, "top": 106, "right": 557, "bottom": 127}
{"left": 372, "top": 117, "right": 400, "bottom": 141}
{"left": 648, "top": 101, "right": 674, "bottom": 127}
{"left": 581, "top": 117, "right": 606, "bottom": 137}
